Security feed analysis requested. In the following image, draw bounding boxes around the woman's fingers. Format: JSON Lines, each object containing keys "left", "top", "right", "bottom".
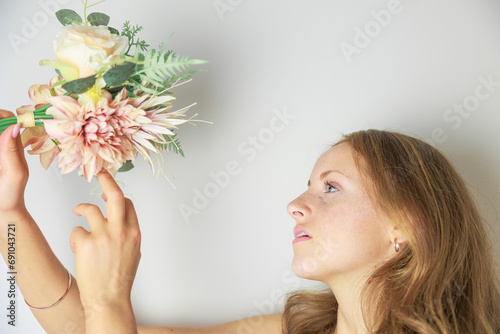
{"left": 0, "top": 110, "right": 29, "bottom": 215}
{"left": 96, "top": 170, "right": 126, "bottom": 225}
{"left": 0, "top": 109, "right": 15, "bottom": 118}
{"left": 98, "top": 175, "right": 139, "bottom": 230}
{"left": 72, "top": 203, "right": 106, "bottom": 232}
{"left": 0, "top": 109, "right": 29, "bottom": 173}
{"left": 71, "top": 175, "right": 141, "bottom": 312}
{"left": 70, "top": 226, "right": 89, "bottom": 253}
{"left": 0, "top": 110, "right": 26, "bottom": 167}
{"left": 75, "top": 172, "right": 140, "bottom": 232}
{"left": 124, "top": 198, "right": 140, "bottom": 229}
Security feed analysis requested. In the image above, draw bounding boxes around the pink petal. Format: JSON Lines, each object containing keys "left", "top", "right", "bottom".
{"left": 28, "top": 84, "right": 52, "bottom": 104}
{"left": 16, "top": 105, "right": 36, "bottom": 115}
{"left": 98, "top": 147, "right": 116, "bottom": 164}
{"left": 44, "top": 120, "right": 73, "bottom": 140}
{"left": 58, "top": 153, "right": 82, "bottom": 174}
{"left": 29, "top": 137, "right": 56, "bottom": 155}
{"left": 46, "top": 96, "right": 82, "bottom": 119}
{"left": 40, "top": 148, "right": 59, "bottom": 170}
{"left": 21, "top": 129, "right": 37, "bottom": 148}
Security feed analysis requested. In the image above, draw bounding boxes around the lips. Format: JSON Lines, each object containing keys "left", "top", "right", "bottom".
{"left": 293, "top": 225, "right": 313, "bottom": 244}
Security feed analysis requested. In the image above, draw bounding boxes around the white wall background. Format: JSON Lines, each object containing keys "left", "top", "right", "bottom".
{"left": 0, "top": 0, "right": 499, "bottom": 333}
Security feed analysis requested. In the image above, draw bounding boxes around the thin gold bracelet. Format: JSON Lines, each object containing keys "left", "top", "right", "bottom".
{"left": 25, "top": 270, "right": 72, "bottom": 310}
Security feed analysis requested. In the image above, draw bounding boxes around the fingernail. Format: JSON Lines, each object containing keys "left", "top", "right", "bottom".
{"left": 12, "top": 124, "right": 21, "bottom": 139}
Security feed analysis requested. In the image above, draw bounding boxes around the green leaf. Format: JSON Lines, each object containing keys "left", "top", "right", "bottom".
{"left": 133, "top": 45, "right": 207, "bottom": 89}
{"left": 39, "top": 59, "right": 79, "bottom": 81}
{"left": 118, "top": 160, "right": 135, "bottom": 173}
{"left": 108, "top": 26, "right": 120, "bottom": 35}
{"left": 56, "top": 9, "right": 83, "bottom": 26}
{"left": 62, "top": 76, "right": 96, "bottom": 94}
{"left": 154, "top": 134, "right": 185, "bottom": 157}
{"left": 108, "top": 86, "right": 138, "bottom": 98}
{"left": 87, "top": 12, "right": 110, "bottom": 26}
{"left": 103, "top": 62, "right": 136, "bottom": 87}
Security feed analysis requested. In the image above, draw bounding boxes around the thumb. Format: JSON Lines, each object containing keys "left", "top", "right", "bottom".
{"left": 70, "top": 226, "right": 89, "bottom": 253}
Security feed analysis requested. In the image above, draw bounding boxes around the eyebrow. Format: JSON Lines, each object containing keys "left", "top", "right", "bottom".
{"left": 307, "top": 169, "right": 349, "bottom": 187}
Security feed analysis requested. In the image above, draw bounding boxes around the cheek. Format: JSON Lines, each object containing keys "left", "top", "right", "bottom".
{"left": 315, "top": 206, "right": 356, "bottom": 254}
{"left": 318, "top": 200, "right": 388, "bottom": 254}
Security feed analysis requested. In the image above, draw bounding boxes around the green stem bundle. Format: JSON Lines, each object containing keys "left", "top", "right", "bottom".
{"left": 0, "top": 104, "right": 54, "bottom": 133}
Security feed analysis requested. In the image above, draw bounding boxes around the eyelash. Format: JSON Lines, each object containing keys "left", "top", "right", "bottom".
{"left": 324, "top": 181, "right": 339, "bottom": 193}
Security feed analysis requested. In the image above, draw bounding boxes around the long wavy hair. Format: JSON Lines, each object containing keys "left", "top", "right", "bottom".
{"left": 282, "top": 129, "right": 500, "bottom": 333}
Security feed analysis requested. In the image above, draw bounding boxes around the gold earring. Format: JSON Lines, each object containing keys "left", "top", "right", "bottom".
{"left": 394, "top": 238, "right": 400, "bottom": 252}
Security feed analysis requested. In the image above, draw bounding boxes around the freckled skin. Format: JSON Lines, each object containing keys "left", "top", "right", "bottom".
{"left": 287, "top": 143, "right": 396, "bottom": 285}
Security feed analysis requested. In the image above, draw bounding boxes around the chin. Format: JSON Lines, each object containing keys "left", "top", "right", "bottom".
{"left": 292, "top": 255, "right": 322, "bottom": 280}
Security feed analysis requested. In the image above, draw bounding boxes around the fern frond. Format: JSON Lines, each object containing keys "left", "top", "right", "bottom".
{"left": 153, "top": 133, "right": 185, "bottom": 157}
{"left": 162, "top": 70, "right": 203, "bottom": 90}
{"left": 133, "top": 51, "right": 207, "bottom": 88}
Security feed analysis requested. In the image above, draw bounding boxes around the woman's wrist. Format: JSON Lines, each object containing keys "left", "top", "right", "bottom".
{"left": 84, "top": 299, "right": 137, "bottom": 334}
{"left": 0, "top": 207, "right": 30, "bottom": 226}
{"left": 82, "top": 294, "right": 132, "bottom": 317}
{"left": 0, "top": 209, "right": 30, "bottom": 232}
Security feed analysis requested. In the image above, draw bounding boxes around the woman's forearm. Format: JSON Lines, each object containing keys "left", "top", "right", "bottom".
{"left": 0, "top": 209, "right": 86, "bottom": 333}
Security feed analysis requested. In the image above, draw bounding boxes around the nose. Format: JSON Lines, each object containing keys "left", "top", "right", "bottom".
{"left": 287, "top": 193, "right": 310, "bottom": 220}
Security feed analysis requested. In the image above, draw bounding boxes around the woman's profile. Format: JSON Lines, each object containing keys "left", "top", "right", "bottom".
{"left": 0, "top": 112, "right": 499, "bottom": 333}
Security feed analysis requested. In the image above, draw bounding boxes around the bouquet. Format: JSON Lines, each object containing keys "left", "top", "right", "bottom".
{"left": 0, "top": 1, "right": 206, "bottom": 182}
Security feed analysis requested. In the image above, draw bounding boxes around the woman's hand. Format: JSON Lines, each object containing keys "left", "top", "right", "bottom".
{"left": 70, "top": 170, "right": 141, "bottom": 333}
{"left": 0, "top": 110, "right": 28, "bottom": 217}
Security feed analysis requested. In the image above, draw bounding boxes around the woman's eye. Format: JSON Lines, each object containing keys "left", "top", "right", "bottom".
{"left": 325, "top": 182, "right": 338, "bottom": 193}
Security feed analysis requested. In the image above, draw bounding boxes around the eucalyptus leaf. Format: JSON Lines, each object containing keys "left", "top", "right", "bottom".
{"left": 118, "top": 160, "right": 135, "bottom": 173}
{"left": 108, "top": 27, "right": 120, "bottom": 35}
{"left": 87, "top": 12, "right": 110, "bottom": 26}
{"left": 62, "top": 76, "right": 96, "bottom": 94}
{"left": 103, "top": 62, "right": 136, "bottom": 87}
{"left": 56, "top": 9, "right": 83, "bottom": 26}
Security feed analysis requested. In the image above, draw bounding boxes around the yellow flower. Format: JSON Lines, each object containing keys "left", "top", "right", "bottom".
{"left": 78, "top": 80, "right": 105, "bottom": 105}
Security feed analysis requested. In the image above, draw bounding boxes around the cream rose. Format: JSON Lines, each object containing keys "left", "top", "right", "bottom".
{"left": 54, "top": 24, "right": 128, "bottom": 79}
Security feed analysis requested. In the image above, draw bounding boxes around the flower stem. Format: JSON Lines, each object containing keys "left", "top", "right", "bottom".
{"left": 83, "top": 0, "right": 88, "bottom": 24}
{"left": 87, "top": 0, "right": 106, "bottom": 8}
{"left": 0, "top": 104, "right": 54, "bottom": 134}
{"left": 83, "top": 0, "right": 106, "bottom": 24}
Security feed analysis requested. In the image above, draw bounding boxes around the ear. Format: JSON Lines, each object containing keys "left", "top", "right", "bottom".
{"left": 391, "top": 227, "right": 407, "bottom": 246}
{"left": 389, "top": 209, "right": 413, "bottom": 247}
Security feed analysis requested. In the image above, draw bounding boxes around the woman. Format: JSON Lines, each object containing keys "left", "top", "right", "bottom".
{"left": 0, "top": 108, "right": 499, "bottom": 333}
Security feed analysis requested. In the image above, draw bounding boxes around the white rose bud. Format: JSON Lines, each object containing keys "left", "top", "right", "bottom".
{"left": 54, "top": 24, "right": 128, "bottom": 78}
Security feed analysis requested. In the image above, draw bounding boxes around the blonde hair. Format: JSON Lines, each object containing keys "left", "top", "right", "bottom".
{"left": 282, "top": 129, "right": 500, "bottom": 333}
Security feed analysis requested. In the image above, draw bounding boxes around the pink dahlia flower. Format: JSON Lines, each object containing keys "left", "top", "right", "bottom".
{"left": 43, "top": 88, "right": 145, "bottom": 182}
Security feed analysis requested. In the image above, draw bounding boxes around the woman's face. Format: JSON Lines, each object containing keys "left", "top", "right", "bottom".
{"left": 287, "top": 143, "right": 396, "bottom": 284}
